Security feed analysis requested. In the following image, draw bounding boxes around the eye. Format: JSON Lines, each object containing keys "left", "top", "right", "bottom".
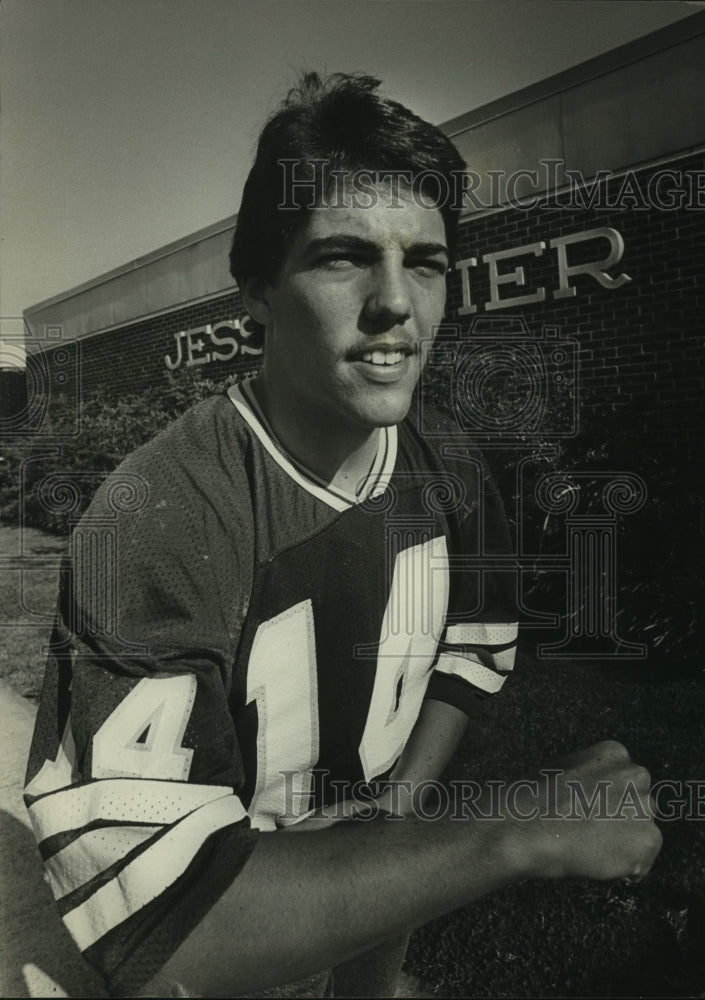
{"left": 323, "top": 255, "right": 354, "bottom": 269}
{"left": 317, "top": 252, "right": 367, "bottom": 271}
{"left": 408, "top": 258, "right": 448, "bottom": 277}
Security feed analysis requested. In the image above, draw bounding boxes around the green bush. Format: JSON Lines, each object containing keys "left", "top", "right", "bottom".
{"left": 1, "top": 363, "right": 700, "bottom": 669}
{"left": 421, "top": 353, "right": 703, "bottom": 670}
{"left": 531, "top": 406, "right": 703, "bottom": 670}
{"left": 0, "top": 369, "right": 242, "bottom": 536}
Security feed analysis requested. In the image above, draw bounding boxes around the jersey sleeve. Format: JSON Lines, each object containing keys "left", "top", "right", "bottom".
{"left": 425, "top": 442, "right": 518, "bottom": 715}
{"left": 23, "top": 399, "right": 258, "bottom": 996}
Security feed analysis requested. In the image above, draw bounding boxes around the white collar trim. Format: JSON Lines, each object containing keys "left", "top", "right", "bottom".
{"left": 227, "top": 381, "right": 398, "bottom": 512}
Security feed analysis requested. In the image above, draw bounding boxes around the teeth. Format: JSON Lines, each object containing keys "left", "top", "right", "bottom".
{"left": 360, "top": 350, "right": 405, "bottom": 366}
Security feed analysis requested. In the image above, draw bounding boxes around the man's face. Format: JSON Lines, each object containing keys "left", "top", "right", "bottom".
{"left": 251, "top": 182, "right": 448, "bottom": 437}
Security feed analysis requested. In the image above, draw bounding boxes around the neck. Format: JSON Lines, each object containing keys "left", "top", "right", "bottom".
{"left": 250, "top": 375, "right": 381, "bottom": 491}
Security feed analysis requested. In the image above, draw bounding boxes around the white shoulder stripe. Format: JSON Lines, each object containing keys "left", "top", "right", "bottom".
{"left": 435, "top": 652, "right": 507, "bottom": 694}
{"left": 45, "top": 825, "right": 162, "bottom": 900}
{"left": 489, "top": 645, "right": 516, "bottom": 673}
{"left": 63, "top": 794, "right": 247, "bottom": 951}
{"left": 441, "top": 645, "right": 515, "bottom": 675}
{"left": 445, "top": 623, "right": 518, "bottom": 646}
{"left": 28, "top": 779, "right": 234, "bottom": 844}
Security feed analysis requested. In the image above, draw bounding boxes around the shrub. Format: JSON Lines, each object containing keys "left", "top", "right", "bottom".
{"left": 421, "top": 352, "right": 703, "bottom": 671}
{"left": 514, "top": 409, "right": 703, "bottom": 671}
{"left": 0, "top": 369, "right": 242, "bottom": 536}
{"left": 1, "top": 362, "right": 700, "bottom": 669}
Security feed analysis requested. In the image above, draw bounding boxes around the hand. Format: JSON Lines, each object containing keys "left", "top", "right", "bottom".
{"left": 524, "top": 740, "right": 663, "bottom": 882}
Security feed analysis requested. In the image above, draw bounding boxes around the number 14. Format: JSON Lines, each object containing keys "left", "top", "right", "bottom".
{"left": 247, "top": 536, "right": 449, "bottom": 829}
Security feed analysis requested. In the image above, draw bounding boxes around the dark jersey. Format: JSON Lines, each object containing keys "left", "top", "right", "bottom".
{"left": 24, "top": 382, "right": 517, "bottom": 995}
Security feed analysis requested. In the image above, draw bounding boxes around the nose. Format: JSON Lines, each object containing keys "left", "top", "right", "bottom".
{"left": 362, "top": 260, "right": 412, "bottom": 327}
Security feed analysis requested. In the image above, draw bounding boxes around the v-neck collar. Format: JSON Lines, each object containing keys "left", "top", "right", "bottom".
{"left": 227, "top": 380, "right": 398, "bottom": 512}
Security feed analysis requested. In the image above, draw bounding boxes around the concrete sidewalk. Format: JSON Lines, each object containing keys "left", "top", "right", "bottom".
{"left": 0, "top": 681, "right": 107, "bottom": 999}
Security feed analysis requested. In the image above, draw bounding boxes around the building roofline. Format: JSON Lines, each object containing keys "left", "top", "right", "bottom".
{"left": 24, "top": 214, "right": 238, "bottom": 317}
{"left": 24, "top": 9, "right": 705, "bottom": 319}
{"left": 440, "top": 9, "right": 705, "bottom": 138}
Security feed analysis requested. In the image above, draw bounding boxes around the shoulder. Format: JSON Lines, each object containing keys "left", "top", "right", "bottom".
{"left": 83, "top": 393, "right": 254, "bottom": 532}
{"left": 126, "top": 393, "right": 246, "bottom": 476}
{"left": 70, "top": 394, "right": 255, "bottom": 638}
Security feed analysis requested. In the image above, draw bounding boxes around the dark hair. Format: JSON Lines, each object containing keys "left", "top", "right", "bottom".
{"left": 229, "top": 71, "right": 467, "bottom": 293}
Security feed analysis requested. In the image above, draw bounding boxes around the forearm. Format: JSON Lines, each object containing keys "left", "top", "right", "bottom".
{"left": 141, "top": 740, "right": 662, "bottom": 997}
{"left": 144, "top": 804, "right": 526, "bottom": 996}
{"left": 391, "top": 697, "right": 468, "bottom": 784}
{"left": 378, "top": 697, "right": 468, "bottom": 816}
{"left": 281, "top": 698, "right": 469, "bottom": 831}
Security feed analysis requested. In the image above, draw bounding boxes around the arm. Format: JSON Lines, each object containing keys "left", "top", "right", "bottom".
{"left": 144, "top": 739, "right": 662, "bottom": 997}
{"left": 392, "top": 697, "right": 469, "bottom": 784}
{"left": 287, "top": 697, "right": 469, "bottom": 830}
{"left": 378, "top": 697, "right": 468, "bottom": 816}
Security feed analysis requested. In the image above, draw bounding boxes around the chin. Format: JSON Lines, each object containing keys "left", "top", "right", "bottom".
{"left": 356, "top": 391, "right": 414, "bottom": 429}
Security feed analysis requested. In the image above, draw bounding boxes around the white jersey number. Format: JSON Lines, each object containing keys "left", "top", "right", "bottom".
{"left": 246, "top": 601, "right": 319, "bottom": 830}
{"left": 248, "top": 537, "right": 449, "bottom": 827}
{"left": 360, "top": 536, "right": 449, "bottom": 780}
{"left": 92, "top": 674, "right": 197, "bottom": 781}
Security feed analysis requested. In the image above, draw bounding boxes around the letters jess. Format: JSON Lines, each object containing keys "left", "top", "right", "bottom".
{"left": 164, "top": 318, "right": 263, "bottom": 371}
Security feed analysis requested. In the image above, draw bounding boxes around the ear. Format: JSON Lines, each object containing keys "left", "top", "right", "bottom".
{"left": 241, "top": 276, "right": 272, "bottom": 328}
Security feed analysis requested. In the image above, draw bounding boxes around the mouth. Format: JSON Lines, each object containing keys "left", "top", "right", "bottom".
{"left": 348, "top": 343, "right": 418, "bottom": 386}
{"left": 350, "top": 343, "right": 416, "bottom": 367}
{"left": 359, "top": 349, "right": 406, "bottom": 366}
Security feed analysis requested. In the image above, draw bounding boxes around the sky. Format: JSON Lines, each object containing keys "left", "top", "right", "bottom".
{"left": 0, "top": 0, "right": 701, "bottom": 346}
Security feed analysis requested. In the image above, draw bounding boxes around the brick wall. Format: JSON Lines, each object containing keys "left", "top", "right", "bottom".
{"left": 445, "top": 151, "right": 705, "bottom": 473}
{"left": 35, "top": 290, "right": 258, "bottom": 405}
{"left": 31, "top": 151, "right": 704, "bottom": 478}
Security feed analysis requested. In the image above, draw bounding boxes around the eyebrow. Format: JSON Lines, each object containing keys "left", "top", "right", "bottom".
{"left": 305, "top": 235, "right": 449, "bottom": 258}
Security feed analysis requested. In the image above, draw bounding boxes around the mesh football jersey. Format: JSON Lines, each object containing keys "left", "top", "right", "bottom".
{"left": 24, "top": 382, "right": 517, "bottom": 994}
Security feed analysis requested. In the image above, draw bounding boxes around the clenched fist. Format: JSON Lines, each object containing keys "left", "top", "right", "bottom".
{"left": 520, "top": 740, "right": 663, "bottom": 882}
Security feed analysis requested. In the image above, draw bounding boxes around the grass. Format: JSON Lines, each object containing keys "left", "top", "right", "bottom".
{"left": 0, "top": 524, "right": 65, "bottom": 700}
{"left": 407, "top": 652, "right": 705, "bottom": 997}
{"left": 2, "top": 523, "right": 704, "bottom": 997}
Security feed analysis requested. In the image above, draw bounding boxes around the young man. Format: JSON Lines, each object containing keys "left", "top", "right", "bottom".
{"left": 24, "top": 73, "right": 661, "bottom": 998}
